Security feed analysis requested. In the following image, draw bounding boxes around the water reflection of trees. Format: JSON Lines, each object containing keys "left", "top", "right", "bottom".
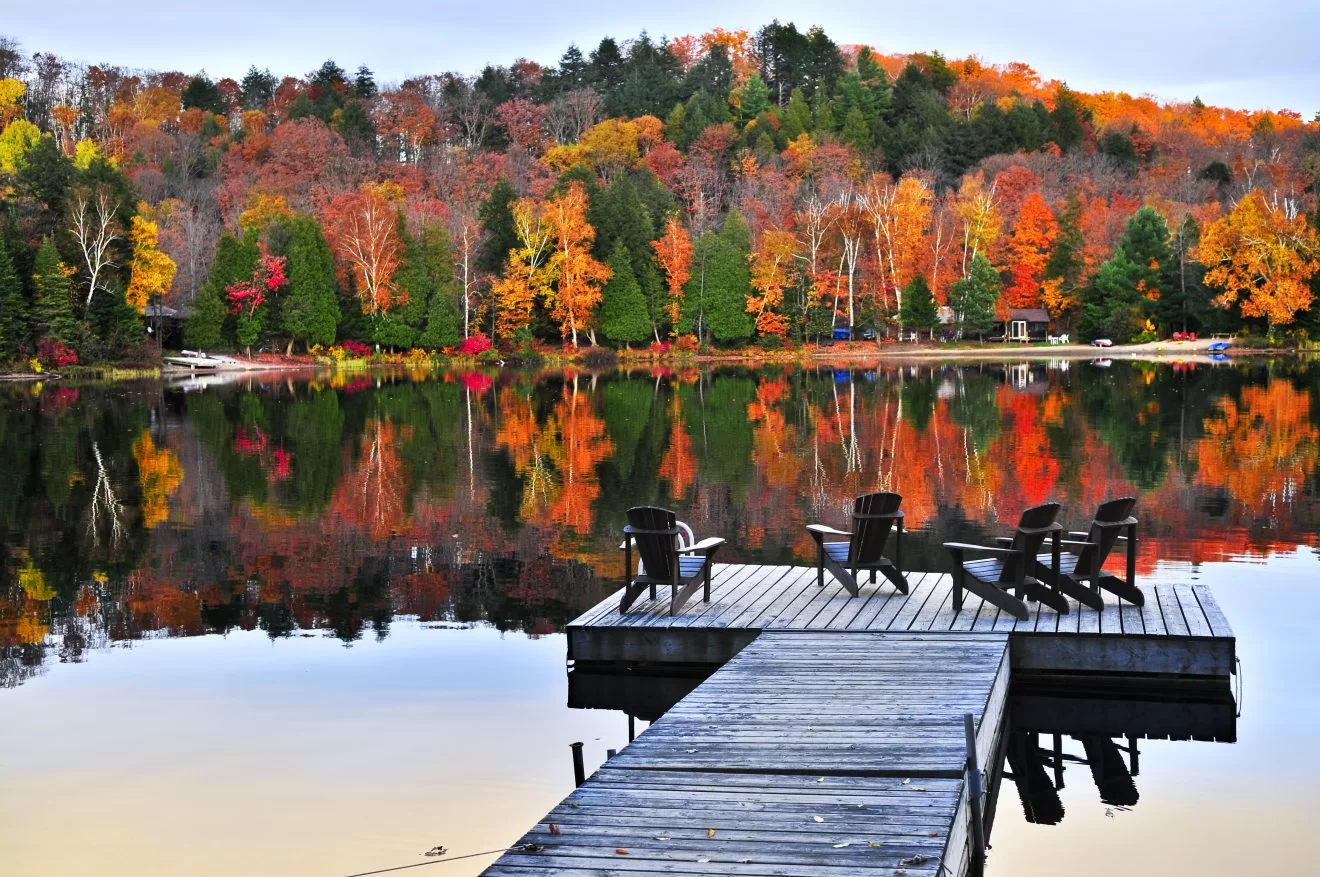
{"left": 3, "top": 360, "right": 1319, "bottom": 687}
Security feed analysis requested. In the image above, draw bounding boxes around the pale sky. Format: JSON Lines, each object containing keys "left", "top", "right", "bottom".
{"left": 2, "top": 0, "right": 1317, "bottom": 117}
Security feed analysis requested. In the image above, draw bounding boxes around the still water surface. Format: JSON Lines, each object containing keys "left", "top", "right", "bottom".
{"left": 2, "top": 359, "right": 1318, "bottom": 875}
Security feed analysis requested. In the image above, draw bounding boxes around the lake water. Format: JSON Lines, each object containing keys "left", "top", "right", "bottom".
{"left": 2, "top": 358, "right": 1318, "bottom": 875}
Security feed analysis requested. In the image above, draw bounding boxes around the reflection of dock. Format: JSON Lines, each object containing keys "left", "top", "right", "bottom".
{"left": 488, "top": 632, "right": 1009, "bottom": 877}
{"left": 568, "top": 565, "right": 1235, "bottom": 678}
{"left": 485, "top": 566, "right": 1235, "bottom": 877}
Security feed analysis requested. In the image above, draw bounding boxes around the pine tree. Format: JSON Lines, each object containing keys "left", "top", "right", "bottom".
{"left": 282, "top": 216, "right": 340, "bottom": 351}
{"left": 949, "top": 254, "right": 1001, "bottom": 340}
{"left": 478, "top": 178, "right": 518, "bottom": 276}
{"left": 689, "top": 211, "right": 756, "bottom": 345}
{"left": 185, "top": 283, "right": 226, "bottom": 350}
{"left": 1080, "top": 206, "right": 1172, "bottom": 341}
{"left": 898, "top": 275, "right": 939, "bottom": 338}
{"left": 780, "top": 88, "right": 813, "bottom": 140}
{"left": 600, "top": 242, "right": 651, "bottom": 347}
{"left": 0, "top": 239, "right": 29, "bottom": 359}
{"left": 31, "top": 238, "right": 76, "bottom": 345}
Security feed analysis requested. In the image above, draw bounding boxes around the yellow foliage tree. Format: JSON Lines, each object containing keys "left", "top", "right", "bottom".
{"left": 1198, "top": 190, "right": 1320, "bottom": 328}
{"left": 0, "top": 119, "right": 41, "bottom": 174}
{"left": 746, "top": 228, "right": 798, "bottom": 338}
{"left": 18, "top": 558, "right": 55, "bottom": 601}
{"left": 0, "top": 78, "right": 25, "bottom": 126}
{"left": 125, "top": 215, "right": 178, "bottom": 314}
{"left": 72, "top": 138, "right": 112, "bottom": 170}
{"left": 494, "top": 197, "right": 554, "bottom": 340}
{"left": 239, "top": 193, "right": 295, "bottom": 234}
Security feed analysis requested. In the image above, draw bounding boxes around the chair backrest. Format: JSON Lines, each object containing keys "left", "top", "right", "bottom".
{"left": 626, "top": 506, "right": 680, "bottom": 581}
{"left": 1077, "top": 497, "right": 1137, "bottom": 572}
{"left": 1000, "top": 502, "right": 1061, "bottom": 583}
{"left": 849, "top": 492, "right": 903, "bottom": 565}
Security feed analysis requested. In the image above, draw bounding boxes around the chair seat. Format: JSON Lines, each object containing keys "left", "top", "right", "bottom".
{"left": 962, "top": 558, "right": 1008, "bottom": 579}
{"left": 1034, "top": 552, "right": 1083, "bottom": 576}
{"left": 822, "top": 542, "right": 851, "bottom": 562}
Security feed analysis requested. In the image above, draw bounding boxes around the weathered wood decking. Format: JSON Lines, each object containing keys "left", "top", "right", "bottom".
{"left": 484, "top": 632, "right": 1010, "bottom": 877}
{"left": 568, "top": 564, "right": 1235, "bottom": 677}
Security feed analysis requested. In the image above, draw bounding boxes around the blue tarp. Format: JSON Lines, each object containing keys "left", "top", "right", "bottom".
{"left": 832, "top": 327, "right": 851, "bottom": 340}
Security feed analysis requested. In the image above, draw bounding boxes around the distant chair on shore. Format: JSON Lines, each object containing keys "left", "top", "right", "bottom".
{"left": 618, "top": 506, "right": 725, "bottom": 616}
{"left": 806, "top": 492, "right": 909, "bottom": 597}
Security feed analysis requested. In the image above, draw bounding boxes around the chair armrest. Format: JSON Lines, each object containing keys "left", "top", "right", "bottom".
{"left": 623, "top": 524, "right": 680, "bottom": 537}
{"left": 678, "top": 536, "right": 725, "bottom": 554}
{"left": 853, "top": 510, "right": 904, "bottom": 520}
{"left": 806, "top": 524, "right": 852, "bottom": 538}
{"left": 1017, "top": 522, "right": 1063, "bottom": 536}
{"left": 1091, "top": 516, "right": 1138, "bottom": 530}
{"left": 1057, "top": 539, "right": 1096, "bottom": 548}
{"left": 944, "top": 542, "right": 1022, "bottom": 557}
{"left": 1067, "top": 531, "right": 1090, "bottom": 539}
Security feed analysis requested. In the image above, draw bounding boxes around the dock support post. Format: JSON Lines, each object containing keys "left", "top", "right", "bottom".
{"left": 628, "top": 714, "right": 635, "bottom": 741}
{"left": 964, "top": 713, "right": 986, "bottom": 875}
{"left": 570, "top": 741, "right": 585, "bottom": 788}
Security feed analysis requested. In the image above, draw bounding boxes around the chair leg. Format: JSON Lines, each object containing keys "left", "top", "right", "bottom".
{"left": 878, "top": 560, "right": 909, "bottom": 595}
{"left": 821, "top": 552, "right": 860, "bottom": 597}
{"left": 1097, "top": 574, "right": 1144, "bottom": 606}
{"left": 817, "top": 542, "right": 825, "bottom": 588}
{"left": 960, "top": 573, "right": 1029, "bottom": 620}
{"left": 953, "top": 566, "right": 964, "bottom": 611}
{"left": 703, "top": 563, "right": 711, "bottom": 603}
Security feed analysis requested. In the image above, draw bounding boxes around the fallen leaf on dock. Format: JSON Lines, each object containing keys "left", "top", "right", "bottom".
{"left": 926, "top": 832, "right": 938, "bottom": 837}
{"left": 812, "top": 816, "right": 825, "bottom": 823}
{"left": 815, "top": 777, "right": 825, "bottom": 783}
{"left": 833, "top": 842, "right": 851, "bottom": 849}
{"left": 422, "top": 846, "right": 447, "bottom": 857}
{"left": 615, "top": 849, "right": 629, "bottom": 855}
{"left": 736, "top": 858, "right": 753, "bottom": 864}
{"left": 900, "top": 855, "right": 934, "bottom": 866}
{"left": 547, "top": 823, "right": 561, "bottom": 835}
{"left": 707, "top": 827, "right": 716, "bottom": 838}
{"left": 895, "top": 870, "right": 907, "bottom": 876}
{"left": 902, "top": 778, "right": 911, "bottom": 784}
{"left": 697, "top": 857, "right": 711, "bottom": 863}
{"left": 684, "top": 748, "right": 699, "bottom": 753}
{"left": 869, "top": 841, "right": 885, "bottom": 847}
{"left": 653, "top": 836, "right": 670, "bottom": 841}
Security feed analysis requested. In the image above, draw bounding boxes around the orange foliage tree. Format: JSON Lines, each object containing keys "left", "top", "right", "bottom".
{"left": 652, "top": 217, "right": 693, "bottom": 333}
{"left": 325, "top": 182, "right": 408, "bottom": 318}
{"left": 494, "top": 197, "right": 555, "bottom": 341}
{"left": 1003, "top": 192, "right": 1058, "bottom": 309}
{"left": 1198, "top": 190, "right": 1320, "bottom": 328}
{"left": 747, "top": 228, "right": 798, "bottom": 338}
{"left": 544, "top": 181, "right": 611, "bottom": 347}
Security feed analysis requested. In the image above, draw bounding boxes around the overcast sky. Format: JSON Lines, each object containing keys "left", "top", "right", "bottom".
{"left": 3, "top": 1, "right": 1317, "bottom": 117}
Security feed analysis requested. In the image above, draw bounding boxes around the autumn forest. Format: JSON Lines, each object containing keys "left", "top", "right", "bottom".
{"left": 1, "top": 24, "right": 1320, "bottom": 369}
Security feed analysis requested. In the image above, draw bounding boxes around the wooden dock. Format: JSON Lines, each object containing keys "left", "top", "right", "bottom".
{"left": 484, "top": 632, "right": 1010, "bottom": 877}
{"left": 568, "top": 565, "right": 1235, "bottom": 678}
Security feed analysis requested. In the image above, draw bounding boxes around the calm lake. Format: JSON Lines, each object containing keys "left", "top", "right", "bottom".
{"left": 2, "top": 358, "right": 1318, "bottom": 876}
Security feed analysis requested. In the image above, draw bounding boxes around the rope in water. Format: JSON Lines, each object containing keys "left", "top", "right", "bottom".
{"left": 341, "top": 844, "right": 541, "bottom": 877}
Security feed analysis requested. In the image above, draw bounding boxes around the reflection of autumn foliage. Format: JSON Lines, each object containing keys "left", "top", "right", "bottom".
{"left": 992, "top": 390, "right": 1059, "bottom": 509}
{"left": 1195, "top": 383, "right": 1319, "bottom": 514}
{"left": 660, "top": 398, "right": 697, "bottom": 499}
{"left": 132, "top": 430, "right": 184, "bottom": 529}
{"left": 332, "top": 419, "right": 412, "bottom": 541}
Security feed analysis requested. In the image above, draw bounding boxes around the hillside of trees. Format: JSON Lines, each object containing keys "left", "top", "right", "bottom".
{"left": 1, "top": 24, "right": 1319, "bottom": 365}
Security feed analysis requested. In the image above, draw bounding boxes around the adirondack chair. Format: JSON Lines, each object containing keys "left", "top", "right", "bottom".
{"left": 1033, "top": 497, "right": 1143, "bottom": 608}
{"left": 944, "top": 502, "right": 1069, "bottom": 620}
{"left": 805, "top": 492, "right": 909, "bottom": 597}
{"left": 619, "top": 506, "right": 725, "bottom": 616}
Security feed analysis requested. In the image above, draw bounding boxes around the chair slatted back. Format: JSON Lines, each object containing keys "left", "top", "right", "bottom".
{"left": 1000, "top": 502, "right": 1061, "bottom": 583}
{"left": 1076, "top": 497, "right": 1136, "bottom": 574}
{"left": 849, "top": 492, "right": 902, "bottom": 566}
{"left": 626, "top": 506, "right": 680, "bottom": 581}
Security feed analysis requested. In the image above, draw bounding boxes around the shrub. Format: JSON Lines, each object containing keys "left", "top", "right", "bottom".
{"left": 675, "top": 334, "right": 700, "bottom": 354}
{"left": 457, "top": 333, "right": 493, "bottom": 356}
{"left": 36, "top": 337, "right": 79, "bottom": 369}
{"left": 341, "top": 339, "right": 372, "bottom": 359}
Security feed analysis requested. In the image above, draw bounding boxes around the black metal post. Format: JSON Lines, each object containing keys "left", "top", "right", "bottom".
{"left": 964, "top": 713, "right": 986, "bottom": 874}
{"left": 570, "top": 741, "right": 585, "bottom": 788}
{"left": 628, "top": 714, "right": 635, "bottom": 742}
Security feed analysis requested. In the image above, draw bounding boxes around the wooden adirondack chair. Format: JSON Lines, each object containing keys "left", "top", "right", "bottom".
{"left": 619, "top": 506, "right": 725, "bottom": 616}
{"left": 1034, "top": 497, "right": 1143, "bottom": 608}
{"left": 944, "top": 502, "right": 1069, "bottom": 620}
{"left": 805, "top": 492, "right": 909, "bottom": 597}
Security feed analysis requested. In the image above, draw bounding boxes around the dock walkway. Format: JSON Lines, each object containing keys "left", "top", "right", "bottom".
{"left": 484, "top": 632, "right": 1010, "bottom": 877}
{"left": 568, "top": 565, "right": 1234, "bottom": 677}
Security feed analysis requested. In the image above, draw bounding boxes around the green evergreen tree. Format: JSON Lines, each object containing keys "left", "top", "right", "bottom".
{"left": 281, "top": 216, "right": 340, "bottom": 351}
{"left": 402, "top": 220, "right": 463, "bottom": 350}
{"left": 185, "top": 283, "right": 226, "bottom": 350}
{"left": 181, "top": 75, "right": 226, "bottom": 114}
{"left": 591, "top": 175, "right": 663, "bottom": 338}
{"left": 478, "top": 178, "right": 518, "bottom": 277}
{"left": 1080, "top": 206, "right": 1172, "bottom": 341}
{"left": 187, "top": 232, "right": 258, "bottom": 350}
{"left": 738, "top": 73, "right": 772, "bottom": 121}
{"left": 780, "top": 88, "right": 813, "bottom": 140}
{"left": 948, "top": 254, "right": 1001, "bottom": 340}
{"left": 599, "top": 242, "right": 651, "bottom": 347}
{"left": 1043, "top": 193, "right": 1086, "bottom": 332}
{"left": 898, "top": 275, "right": 939, "bottom": 338}
{"left": 0, "top": 239, "right": 29, "bottom": 359}
{"left": 685, "top": 211, "right": 755, "bottom": 344}
{"left": 31, "top": 238, "right": 76, "bottom": 345}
